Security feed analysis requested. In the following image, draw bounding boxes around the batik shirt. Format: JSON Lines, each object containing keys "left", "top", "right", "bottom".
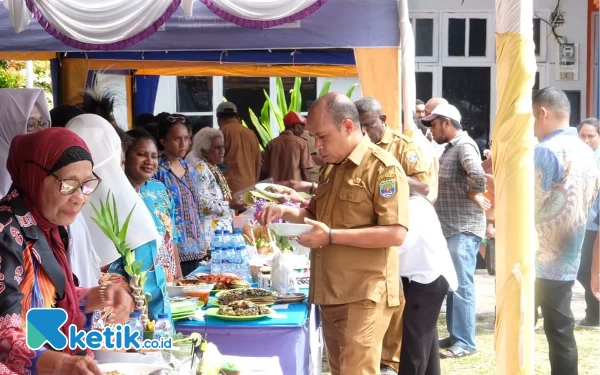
{"left": 534, "top": 127, "right": 600, "bottom": 281}
{"left": 586, "top": 146, "right": 600, "bottom": 232}
{"left": 194, "top": 159, "right": 233, "bottom": 241}
{"left": 154, "top": 158, "right": 205, "bottom": 262}
{"left": 0, "top": 189, "right": 90, "bottom": 375}
{"left": 138, "top": 179, "right": 178, "bottom": 281}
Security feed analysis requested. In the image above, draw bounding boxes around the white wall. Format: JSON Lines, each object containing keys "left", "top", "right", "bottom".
{"left": 408, "top": 0, "right": 589, "bottom": 120}
{"left": 95, "top": 74, "right": 129, "bottom": 130}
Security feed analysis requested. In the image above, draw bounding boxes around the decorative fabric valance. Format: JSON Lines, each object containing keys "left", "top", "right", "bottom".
{"left": 24, "top": 0, "right": 181, "bottom": 50}
{"left": 199, "top": 0, "right": 327, "bottom": 28}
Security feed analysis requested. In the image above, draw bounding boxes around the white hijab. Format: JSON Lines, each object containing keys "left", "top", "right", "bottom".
{"left": 67, "top": 114, "right": 160, "bottom": 266}
{"left": 0, "top": 88, "right": 50, "bottom": 196}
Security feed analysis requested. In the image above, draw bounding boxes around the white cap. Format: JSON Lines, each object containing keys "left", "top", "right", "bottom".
{"left": 421, "top": 103, "right": 462, "bottom": 126}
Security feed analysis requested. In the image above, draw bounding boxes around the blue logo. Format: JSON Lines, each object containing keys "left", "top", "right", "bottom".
{"left": 26, "top": 308, "right": 172, "bottom": 351}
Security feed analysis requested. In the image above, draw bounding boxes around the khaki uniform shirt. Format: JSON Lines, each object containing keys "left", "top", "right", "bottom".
{"left": 264, "top": 130, "right": 313, "bottom": 182}
{"left": 301, "top": 131, "right": 320, "bottom": 183}
{"left": 220, "top": 120, "right": 262, "bottom": 193}
{"left": 306, "top": 137, "right": 410, "bottom": 307}
{"left": 376, "top": 127, "right": 430, "bottom": 185}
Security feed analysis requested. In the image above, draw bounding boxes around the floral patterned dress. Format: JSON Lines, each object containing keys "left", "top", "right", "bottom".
{"left": 154, "top": 158, "right": 205, "bottom": 262}
{"left": 194, "top": 158, "right": 233, "bottom": 241}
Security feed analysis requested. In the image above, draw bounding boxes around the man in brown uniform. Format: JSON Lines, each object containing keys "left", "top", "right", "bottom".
{"left": 259, "top": 93, "right": 410, "bottom": 375}
{"left": 355, "top": 97, "right": 431, "bottom": 197}
{"left": 217, "top": 102, "right": 261, "bottom": 194}
{"left": 354, "top": 97, "right": 431, "bottom": 374}
{"left": 264, "top": 111, "right": 313, "bottom": 182}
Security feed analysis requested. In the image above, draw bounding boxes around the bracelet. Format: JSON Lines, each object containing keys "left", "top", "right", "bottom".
{"left": 328, "top": 229, "right": 333, "bottom": 245}
{"left": 99, "top": 283, "right": 110, "bottom": 305}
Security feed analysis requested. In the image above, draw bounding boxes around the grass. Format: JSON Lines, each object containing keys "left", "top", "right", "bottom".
{"left": 438, "top": 314, "right": 600, "bottom": 375}
{"left": 321, "top": 313, "right": 600, "bottom": 374}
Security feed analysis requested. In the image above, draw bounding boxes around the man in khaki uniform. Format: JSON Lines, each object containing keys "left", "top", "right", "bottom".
{"left": 259, "top": 93, "right": 410, "bottom": 375}
{"left": 264, "top": 111, "right": 314, "bottom": 182}
{"left": 355, "top": 97, "right": 432, "bottom": 374}
{"left": 217, "top": 102, "right": 262, "bottom": 194}
{"left": 355, "top": 97, "right": 431, "bottom": 197}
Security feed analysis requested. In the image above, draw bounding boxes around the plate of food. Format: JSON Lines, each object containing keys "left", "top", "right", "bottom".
{"left": 255, "top": 183, "right": 289, "bottom": 199}
{"left": 215, "top": 288, "right": 277, "bottom": 306}
{"left": 98, "top": 363, "right": 170, "bottom": 375}
{"left": 276, "top": 293, "right": 307, "bottom": 304}
{"left": 205, "top": 301, "right": 273, "bottom": 321}
{"left": 268, "top": 223, "right": 313, "bottom": 237}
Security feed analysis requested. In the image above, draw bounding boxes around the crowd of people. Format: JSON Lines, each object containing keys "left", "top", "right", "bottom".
{"left": 0, "top": 85, "right": 598, "bottom": 375}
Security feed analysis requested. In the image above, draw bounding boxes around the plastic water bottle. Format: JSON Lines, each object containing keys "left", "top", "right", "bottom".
{"left": 211, "top": 230, "right": 223, "bottom": 250}
{"left": 126, "top": 312, "right": 144, "bottom": 347}
{"left": 235, "top": 245, "right": 252, "bottom": 282}
{"left": 211, "top": 246, "right": 223, "bottom": 274}
{"left": 221, "top": 246, "right": 236, "bottom": 275}
{"left": 233, "top": 229, "right": 245, "bottom": 248}
{"left": 153, "top": 313, "right": 174, "bottom": 341}
{"left": 222, "top": 230, "right": 232, "bottom": 249}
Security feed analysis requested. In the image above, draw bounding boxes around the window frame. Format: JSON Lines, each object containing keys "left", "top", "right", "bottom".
{"left": 533, "top": 10, "right": 550, "bottom": 63}
{"left": 410, "top": 12, "right": 439, "bottom": 63}
{"left": 441, "top": 12, "right": 494, "bottom": 64}
{"left": 174, "top": 76, "right": 222, "bottom": 128}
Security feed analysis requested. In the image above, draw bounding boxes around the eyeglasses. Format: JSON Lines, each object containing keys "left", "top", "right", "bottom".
{"left": 166, "top": 116, "right": 187, "bottom": 124}
{"left": 26, "top": 160, "right": 102, "bottom": 196}
{"left": 27, "top": 118, "right": 50, "bottom": 133}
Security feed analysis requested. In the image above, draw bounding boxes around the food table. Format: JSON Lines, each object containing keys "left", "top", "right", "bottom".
{"left": 175, "top": 298, "right": 322, "bottom": 375}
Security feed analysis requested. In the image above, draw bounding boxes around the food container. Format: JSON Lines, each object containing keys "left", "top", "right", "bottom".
{"left": 167, "top": 285, "right": 186, "bottom": 298}
{"left": 183, "top": 284, "right": 216, "bottom": 306}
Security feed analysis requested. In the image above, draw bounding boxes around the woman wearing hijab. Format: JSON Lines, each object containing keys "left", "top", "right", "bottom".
{"left": 154, "top": 114, "right": 205, "bottom": 276}
{"left": 0, "top": 88, "right": 51, "bottom": 196}
{"left": 0, "top": 128, "right": 134, "bottom": 375}
{"left": 125, "top": 128, "right": 182, "bottom": 281}
{"left": 67, "top": 114, "right": 171, "bottom": 321}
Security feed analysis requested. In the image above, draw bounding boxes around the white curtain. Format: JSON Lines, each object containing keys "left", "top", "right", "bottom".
{"left": 200, "top": 0, "right": 326, "bottom": 27}
{"left": 25, "top": 0, "right": 180, "bottom": 49}
{"left": 4, "top": 0, "right": 31, "bottom": 33}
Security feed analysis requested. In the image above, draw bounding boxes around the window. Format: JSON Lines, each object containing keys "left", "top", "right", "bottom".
{"left": 175, "top": 76, "right": 216, "bottom": 132}
{"left": 281, "top": 77, "right": 317, "bottom": 112}
{"left": 532, "top": 13, "right": 548, "bottom": 62}
{"left": 442, "top": 13, "right": 494, "bottom": 63}
{"left": 442, "top": 67, "right": 491, "bottom": 142}
{"left": 590, "top": 12, "right": 599, "bottom": 117}
{"left": 416, "top": 72, "right": 433, "bottom": 103}
{"left": 410, "top": 13, "right": 439, "bottom": 63}
{"left": 223, "top": 77, "right": 270, "bottom": 136}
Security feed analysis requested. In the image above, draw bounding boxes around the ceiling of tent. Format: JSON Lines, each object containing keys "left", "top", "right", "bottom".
{"left": 0, "top": 0, "right": 400, "bottom": 52}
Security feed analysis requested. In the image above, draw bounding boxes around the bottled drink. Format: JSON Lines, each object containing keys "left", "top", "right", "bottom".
{"left": 235, "top": 245, "right": 252, "bottom": 282}
{"left": 153, "top": 313, "right": 174, "bottom": 341}
{"left": 211, "top": 230, "right": 223, "bottom": 250}
{"left": 126, "top": 311, "right": 144, "bottom": 347}
{"left": 232, "top": 229, "right": 245, "bottom": 248}
{"left": 222, "top": 230, "right": 232, "bottom": 249}
{"left": 221, "top": 246, "right": 236, "bottom": 275}
{"left": 210, "top": 246, "right": 223, "bottom": 274}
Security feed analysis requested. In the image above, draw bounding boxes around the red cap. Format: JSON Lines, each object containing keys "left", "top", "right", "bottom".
{"left": 283, "top": 111, "right": 306, "bottom": 127}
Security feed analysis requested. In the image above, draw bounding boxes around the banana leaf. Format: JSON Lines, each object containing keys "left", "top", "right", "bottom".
{"left": 249, "top": 107, "right": 273, "bottom": 149}
{"left": 264, "top": 89, "right": 284, "bottom": 130}
{"left": 289, "top": 77, "right": 303, "bottom": 113}
{"left": 318, "top": 80, "right": 332, "bottom": 98}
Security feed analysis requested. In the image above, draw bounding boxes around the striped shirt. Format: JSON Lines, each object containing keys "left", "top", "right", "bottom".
{"left": 434, "top": 132, "right": 486, "bottom": 238}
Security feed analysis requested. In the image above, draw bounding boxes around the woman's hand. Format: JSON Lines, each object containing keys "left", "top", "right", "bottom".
{"left": 53, "top": 355, "right": 104, "bottom": 375}
{"left": 278, "top": 187, "right": 305, "bottom": 205}
{"left": 103, "top": 283, "right": 135, "bottom": 323}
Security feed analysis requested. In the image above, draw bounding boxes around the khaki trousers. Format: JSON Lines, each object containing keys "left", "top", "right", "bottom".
{"left": 320, "top": 295, "right": 400, "bottom": 375}
{"left": 381, "top": 285, "right": 406, "bottom": 371}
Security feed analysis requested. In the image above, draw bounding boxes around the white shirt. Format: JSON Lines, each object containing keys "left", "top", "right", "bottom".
{"left": 398, "top": 195, "right": 458, "bottom": 291}
{"left": 69, "top": 214, "right": 102, "bottom": 287}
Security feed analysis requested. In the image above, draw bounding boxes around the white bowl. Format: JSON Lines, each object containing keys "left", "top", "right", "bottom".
{"left": 167, "top": 285, "right": 186, "bottom": 297}
{"left": 94, "top": 350, "right": 164, "bottom": 365}
{"left": 268, "top": 223, "right": 313, "bottom": 237}
{"left": 97, "top": 362, "right": 170, "bottom": 374}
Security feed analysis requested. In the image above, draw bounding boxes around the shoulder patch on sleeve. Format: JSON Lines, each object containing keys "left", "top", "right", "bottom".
{"left": 406, "top": 150, "right": 419, "bottom": 163}
{"left": 379, "top": 179, "right": 397, "bottom": 198}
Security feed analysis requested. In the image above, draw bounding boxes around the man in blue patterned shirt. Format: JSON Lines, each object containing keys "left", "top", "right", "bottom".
{"left": 533, "top": 88, "right": 599, "bottom": 375}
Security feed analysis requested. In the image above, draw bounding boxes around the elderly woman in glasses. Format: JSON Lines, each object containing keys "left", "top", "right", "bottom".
{"left": 154, "top": 114, "right": 205, "bottom": 276}
{"left": 0, "top": 128, "right": 134, "bottom": 375}
{"left": 192, "top": 127, "right": 234, "bottom": 239}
